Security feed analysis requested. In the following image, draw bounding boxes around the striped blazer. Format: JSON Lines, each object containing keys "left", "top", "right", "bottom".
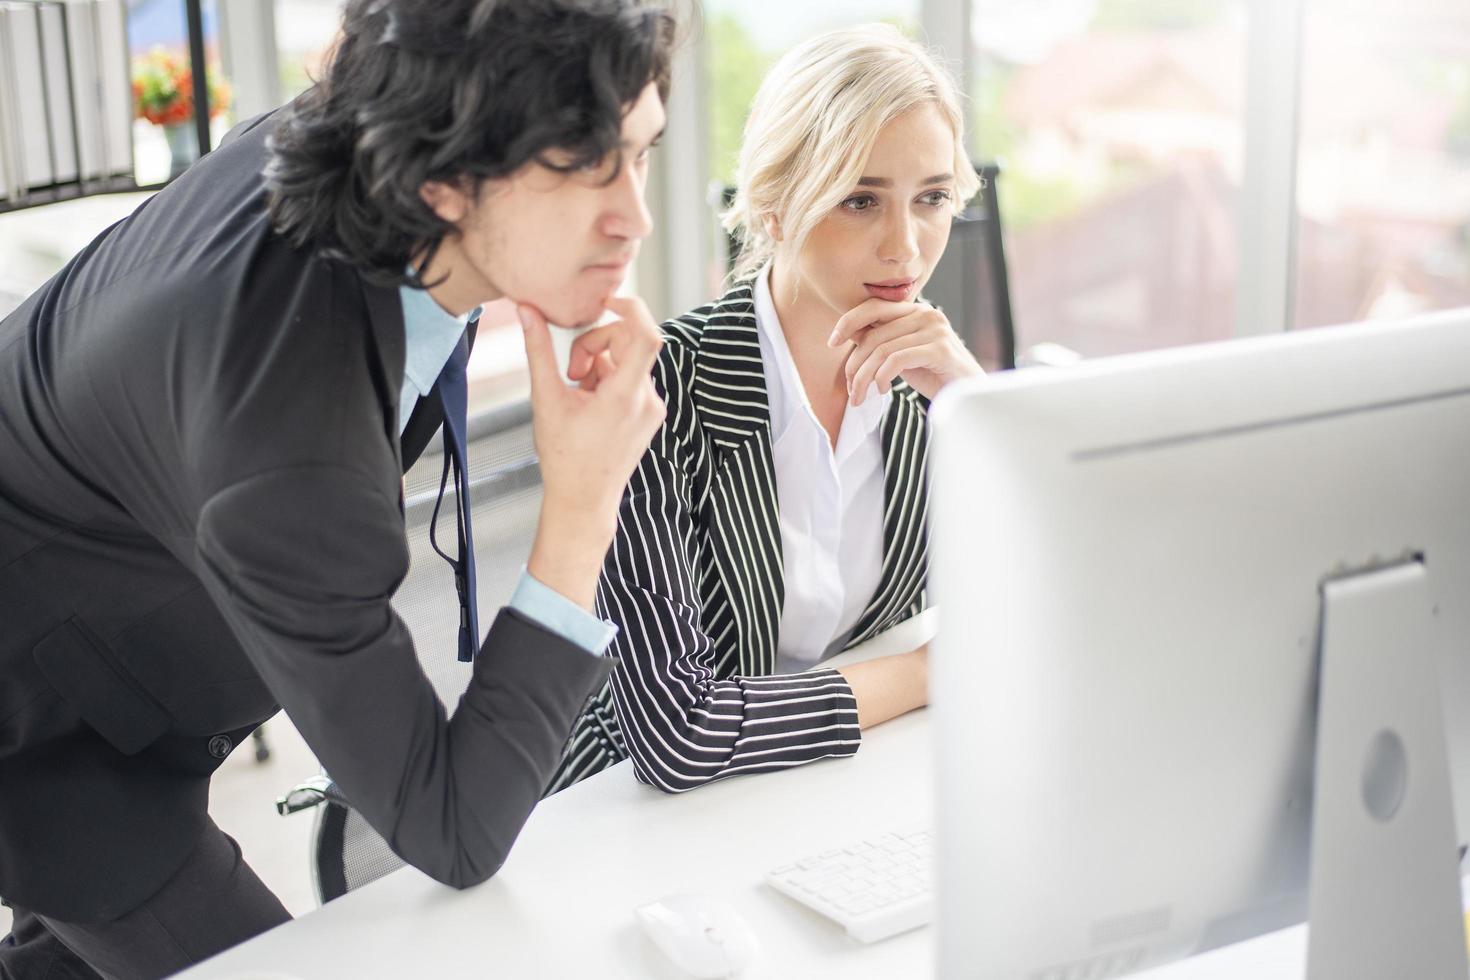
{"left": 546, "top": 280, "right": 932, "bottom": 794}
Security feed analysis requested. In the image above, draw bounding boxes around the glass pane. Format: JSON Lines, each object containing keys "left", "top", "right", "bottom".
{"left": 703, "top": 0, "right": 920, "bottom": 297}
{"left": 128, "top": 0, "right": 230, "bottom": 185}
{"left": 1293, "top": 0, "right": 1470, "bottom": 328}
{"left": 973, "top": 0, "right": 1247, "bottom": 362}
{"left": 707, "top": 0, "right": 921, "bottom": 186}
{"left": 274, "top": 0, "right": 343, "bottom": 102}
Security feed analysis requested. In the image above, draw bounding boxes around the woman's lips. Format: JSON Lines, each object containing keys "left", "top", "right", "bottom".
{"left": 864, "top": 279, "right": 915, "bottom": 302}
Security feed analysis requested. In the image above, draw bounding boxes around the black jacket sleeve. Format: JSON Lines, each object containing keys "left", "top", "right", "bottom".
{"left": 194, "top": 463, "right": 611, "bottom": 886}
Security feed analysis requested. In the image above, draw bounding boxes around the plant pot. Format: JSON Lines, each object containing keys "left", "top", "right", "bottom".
{"left": 163, "top": 122, "right": 198, "bottom": 180}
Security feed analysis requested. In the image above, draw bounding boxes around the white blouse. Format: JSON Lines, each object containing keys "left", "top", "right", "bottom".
{"left": 753, "top": 266, "right": 890, "bottom": 674}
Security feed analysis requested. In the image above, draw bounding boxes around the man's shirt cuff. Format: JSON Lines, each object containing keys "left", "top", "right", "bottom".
{"left": 507, "top": 569, "right": 618, "bottom": 656}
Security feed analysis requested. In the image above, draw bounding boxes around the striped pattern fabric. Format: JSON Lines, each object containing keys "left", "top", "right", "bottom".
{"left": 546, "top": 281, "right": 931, "bottom": 794}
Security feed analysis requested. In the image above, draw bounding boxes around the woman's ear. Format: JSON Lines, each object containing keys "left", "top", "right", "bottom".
{"left": 420, "top": 179, "right": 470, "bottom": 225}
{"left": 761, "top": 213, "right": 784, "bottom": 243}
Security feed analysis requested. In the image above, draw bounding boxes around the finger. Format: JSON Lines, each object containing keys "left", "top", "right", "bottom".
{"left": 575, "top": 323, "right": 661, "bottom": 395}
{"left": 585, "top": 307, "right": 664, "bottom": 401}
{"left": 639, "top": 377, "right": 667, "bottom": 433}
{"left": 518, "top": 304, "right": 563, "bottom": 398}
{"left": 874, "top": 347, "right": 933, "bottom": 396}
{"left": 842, "top": 314, "right": 930, "bottom": 391}
{"left": 852, "top": 338, "right": 924, "bottom": 406}
{"left": 597, "top": 332, "right": 665, "bottom": 402}
{"left": 849, "top": 343, "right": 891, "bottom": 406}
{"left": 578, "top": 350, "right": 616, "bottom": 392}
{"left": 829, "top": 299, "right": 926, "bottom": 348}
{"left": 604, "top": 294, "right": 657, "bottom": 336}
{"left": 604, "top": 295, "right": 663, "bottom": 366}
{"left": 569, "top": 318, "right": 661, "bottom": 380}
{"left": 567, "top": 333, "right": 605, "bottom": 383}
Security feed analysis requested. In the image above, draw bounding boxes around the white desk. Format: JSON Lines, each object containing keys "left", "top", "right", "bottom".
{"left": 174, "top": 613, "right": 1443, "bottom": 979}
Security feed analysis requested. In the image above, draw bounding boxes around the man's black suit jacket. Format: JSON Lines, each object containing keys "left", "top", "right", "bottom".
{"left": 0, "top": 111, "right": 611, "bottom": 923}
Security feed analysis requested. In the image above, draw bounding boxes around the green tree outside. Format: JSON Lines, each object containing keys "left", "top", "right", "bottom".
{"left": 1092, "top": 0, "right": 1230, "bottom": 30}
{"left": 708, "top": 12, "right": 775, "bottom": 187}
{"left": 707, "top": 12, "right": 919, "bottom": 187}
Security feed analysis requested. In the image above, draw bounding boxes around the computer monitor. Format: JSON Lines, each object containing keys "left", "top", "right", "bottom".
{"left": 929, "top": 309, "right": 1470, "bottom": 979}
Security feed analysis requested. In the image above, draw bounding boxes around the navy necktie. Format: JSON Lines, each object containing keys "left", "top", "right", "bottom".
{"left": 428, "top": 326, "right": 479, "bottom": 662}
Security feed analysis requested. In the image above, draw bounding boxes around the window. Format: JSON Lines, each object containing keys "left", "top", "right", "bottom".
{"left": 703, "top": 0, "right": 920, "bottom": 296}
{"left": 1292, "top": 0, "right": 1470, "bottom": 328}
{"left": 707, "top": 0, "right": 920, "bottom": 186}
{"left": 973, "top": 0, "right": 1247, "bottom": 361}
{"left": 273, "top": 0, "right": 341, "bottom": 101}
{"left": 127, "top": 0, "right": 230, "bottom": 185}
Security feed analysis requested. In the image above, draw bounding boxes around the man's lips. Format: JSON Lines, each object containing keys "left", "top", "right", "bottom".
{"left": 585, "top": 253, "right": 636, "bottom": 278}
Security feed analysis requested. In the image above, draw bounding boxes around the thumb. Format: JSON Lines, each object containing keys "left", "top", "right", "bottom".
{"left": 518, "top": 304, "right": 560, "bottom": 395}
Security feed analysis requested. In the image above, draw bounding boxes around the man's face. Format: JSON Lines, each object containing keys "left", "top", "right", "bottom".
{"left": 430, "top": 82, "right": 666, "bottom": 326}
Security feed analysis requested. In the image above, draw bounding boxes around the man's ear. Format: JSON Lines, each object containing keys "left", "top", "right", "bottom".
{"left": 420, "top": 179, "right": 470, "bottom": 224}
{"left": 762, "top": 212, "right": 784, "bottom": 243}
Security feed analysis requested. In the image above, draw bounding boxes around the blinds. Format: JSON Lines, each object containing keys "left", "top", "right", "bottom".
{"left": 0, "top": 0, "right": 133, "bottom": 211}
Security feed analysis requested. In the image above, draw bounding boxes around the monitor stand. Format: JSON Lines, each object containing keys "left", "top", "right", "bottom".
{"left": 1308, "top": 560, "right": 1468, "bottom": 980}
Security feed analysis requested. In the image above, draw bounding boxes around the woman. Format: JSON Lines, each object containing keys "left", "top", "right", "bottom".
{"left": 548, "top": 23, "right": 984, "bottom": 794}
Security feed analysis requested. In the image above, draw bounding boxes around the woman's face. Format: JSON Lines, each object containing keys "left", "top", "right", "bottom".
{"left": 782, "top": 102, "right": 959, "bottom": 324}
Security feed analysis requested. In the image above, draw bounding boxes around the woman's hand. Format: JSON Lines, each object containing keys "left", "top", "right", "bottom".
{"left": 828, "top": 299, "right": 983, "bottom": 406}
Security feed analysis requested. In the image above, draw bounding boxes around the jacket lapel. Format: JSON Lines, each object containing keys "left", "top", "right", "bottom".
{"left": 846, "top": 383, "right": 931, "bottom": 648}
{"left": 358, "top": 272, "right": 408, "bottom": 476}
{"left": 688, "top": 282, "right": 785, "bottom": 676}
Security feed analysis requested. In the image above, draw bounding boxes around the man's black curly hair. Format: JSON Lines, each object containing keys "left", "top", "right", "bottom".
{"left": 265, "top": 0, "right": 677, "bottom": 288}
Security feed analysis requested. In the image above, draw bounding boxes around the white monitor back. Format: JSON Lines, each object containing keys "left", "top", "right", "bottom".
{"left": 930, "top": 310, "right": 1470, "bottom": 979}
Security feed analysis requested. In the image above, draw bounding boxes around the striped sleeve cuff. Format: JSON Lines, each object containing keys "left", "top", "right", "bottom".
{"left": 507, "top": 569, "right": 619, "bottom": 656}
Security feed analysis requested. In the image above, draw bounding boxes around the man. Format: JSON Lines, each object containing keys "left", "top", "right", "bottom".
{"left": 0, "top": 1, "right": 674, "bottom": 976}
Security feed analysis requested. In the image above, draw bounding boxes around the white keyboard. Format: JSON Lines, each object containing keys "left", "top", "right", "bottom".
{"left": 765, "top": 827, "right": 933, "bottom": 943}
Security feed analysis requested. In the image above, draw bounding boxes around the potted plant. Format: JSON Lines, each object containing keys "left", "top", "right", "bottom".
{"left": 131, "top": 46, "right": 232, "bottom": 179}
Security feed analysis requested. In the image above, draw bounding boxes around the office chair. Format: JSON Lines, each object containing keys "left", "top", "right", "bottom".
{"left": 715, "top": 160, "right": 1016, "bottom": 372}
{"left": 277, "top": 399, "right": 545, "bottom": 903}
{"left": 925, "top": 162, "right": 1016, "bottom": 372}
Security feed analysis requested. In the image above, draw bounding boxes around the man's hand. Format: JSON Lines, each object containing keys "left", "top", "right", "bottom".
{"left": 519, "top": 297, "right": 665, "bottom": 610}
{"left": 829, "top": 299, "right": 983, "bottom": 406}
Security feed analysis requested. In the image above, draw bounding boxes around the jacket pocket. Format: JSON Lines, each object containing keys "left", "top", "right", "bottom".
{"left": 32, "top": 617, "right": 171, "bottom": 755}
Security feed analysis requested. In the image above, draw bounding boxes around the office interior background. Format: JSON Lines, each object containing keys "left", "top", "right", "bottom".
{"left": 2, "top": 0, "right": 1469, "bottom": 937}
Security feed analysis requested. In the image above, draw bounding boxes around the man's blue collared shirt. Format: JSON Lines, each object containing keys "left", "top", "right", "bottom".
{"left": 398, "top": 285, "right": 616, "bottom": 656}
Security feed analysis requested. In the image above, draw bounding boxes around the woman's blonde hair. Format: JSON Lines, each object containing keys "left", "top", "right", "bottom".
{"left": 722, "top": 23, "right": 981, "bottom": 283}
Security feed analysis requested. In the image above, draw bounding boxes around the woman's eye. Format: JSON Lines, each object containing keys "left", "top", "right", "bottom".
{"left": 920, "top": 190, "right": 952, "bottom": 207}
{"left": 841, "top": 195, "right": 876, "bottom": 212}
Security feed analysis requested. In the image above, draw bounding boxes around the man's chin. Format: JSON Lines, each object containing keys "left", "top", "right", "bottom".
{"left": 544, "top": 297, "right": 614, "bottom": 330}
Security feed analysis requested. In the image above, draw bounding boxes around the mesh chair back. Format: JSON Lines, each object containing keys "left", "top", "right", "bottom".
{"left": 311, "top": 400, "right": 543, "bottom": 902}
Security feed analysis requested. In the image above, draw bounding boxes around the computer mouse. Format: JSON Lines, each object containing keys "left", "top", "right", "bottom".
{"left": 634, "top": 892, "right": 759, "bottom": 978}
